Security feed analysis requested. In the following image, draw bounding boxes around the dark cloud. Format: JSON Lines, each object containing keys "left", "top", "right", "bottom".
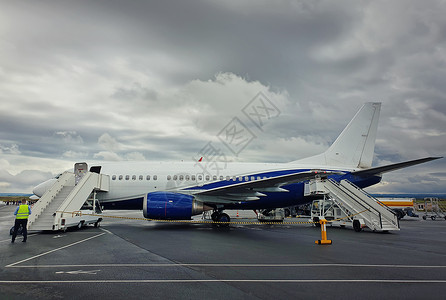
{"left": 0, "top": 0, "right": 444, "bottom": 193}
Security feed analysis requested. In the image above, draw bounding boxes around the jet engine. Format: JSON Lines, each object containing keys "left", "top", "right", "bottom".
{"left": 143, "top": 192, "right": 208, "bottom": 220}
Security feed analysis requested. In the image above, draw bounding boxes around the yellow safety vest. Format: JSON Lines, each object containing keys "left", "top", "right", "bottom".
{"left": 16, "top": 205, "right": 30, "bottom": 219}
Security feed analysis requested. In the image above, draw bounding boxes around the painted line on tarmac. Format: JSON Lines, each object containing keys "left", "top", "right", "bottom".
{"left": 7, "top": 263, "right": 446, "bottom": 268}
{"left": 5, "top": 232, "right": 106, "bottom": 268}
{"left": 100, "top": 228, "right": 113, "bottom": 234}
{"left": 0, "top": 279, "right": 446, "bottom": 284}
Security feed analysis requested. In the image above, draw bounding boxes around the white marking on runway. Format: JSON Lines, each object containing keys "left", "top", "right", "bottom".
{"left": 7, "top": 263, "right": 446, "bottom": 268}
{"left": 55, "top": 270, "right": 100, "bottom": 275}
{"left": 5, "top": 233, "right": 106, "bottom": 267}
{"left": 100, "top": 228, "right": 112, "bottom": 234}
{"left": 0, "top": 279, "right": 445, "bottom": 284}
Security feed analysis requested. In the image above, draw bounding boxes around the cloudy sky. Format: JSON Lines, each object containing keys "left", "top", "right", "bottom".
{"left": 0, "top": 0, "right": 445, "bottom": 194}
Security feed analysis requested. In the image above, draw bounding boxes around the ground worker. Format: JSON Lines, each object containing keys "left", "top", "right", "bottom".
{"left": 11, "top": 199, "right": 31, "bottom": 243}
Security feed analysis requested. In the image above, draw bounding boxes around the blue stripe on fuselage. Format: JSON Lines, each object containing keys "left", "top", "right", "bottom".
{"left": 101, "top": 170, "right": 382, "bottom": 211}
{"left": 184, "top": 168, "right": 312, "bottom": 191}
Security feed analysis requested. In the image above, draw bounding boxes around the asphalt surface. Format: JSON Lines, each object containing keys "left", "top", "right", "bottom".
{"left": 1, "top": 203, "right": 446, "bottom": 299}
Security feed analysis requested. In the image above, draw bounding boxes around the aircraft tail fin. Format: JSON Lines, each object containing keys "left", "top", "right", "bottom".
{"left": 292, "top": 102, "right": 381, "bottom": 168}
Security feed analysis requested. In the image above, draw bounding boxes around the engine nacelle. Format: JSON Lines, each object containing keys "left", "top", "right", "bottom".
{"left": 143, "top": 192, "right": 205, "bottom": 220}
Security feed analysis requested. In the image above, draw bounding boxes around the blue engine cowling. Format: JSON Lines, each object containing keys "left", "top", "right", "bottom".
{"left": 143, "top": 192, "right": 205, "bottom": 220}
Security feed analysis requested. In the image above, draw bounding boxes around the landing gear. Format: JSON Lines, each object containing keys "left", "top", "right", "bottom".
{"left": 211, "top": 211, "right": 219, "bottom": 222}
{"left": 217, "top": 213, "right": 230, "bottom": 224}
{"left": 211, "top": 210, "right": 231, "bottom": 227}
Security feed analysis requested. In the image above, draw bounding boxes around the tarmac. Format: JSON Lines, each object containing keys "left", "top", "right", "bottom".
{"left": 1, "top": 203, "right": 446, "bottom": 299}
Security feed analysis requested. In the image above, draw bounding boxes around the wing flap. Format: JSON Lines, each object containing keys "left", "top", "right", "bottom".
{"left": 192, "top": 170, "right": 341, "bottom": 203}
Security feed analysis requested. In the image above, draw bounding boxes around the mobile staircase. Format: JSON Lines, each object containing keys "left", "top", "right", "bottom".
{"left": 28, "top": 163, "right": 109, "bottom": 231}
{"left": 305, "top": 178, "right": 399, "bottom": 232}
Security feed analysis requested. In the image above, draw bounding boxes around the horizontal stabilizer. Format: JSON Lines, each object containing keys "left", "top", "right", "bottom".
{"left": 352, "top": 157, "right": 442, "bottom": 177}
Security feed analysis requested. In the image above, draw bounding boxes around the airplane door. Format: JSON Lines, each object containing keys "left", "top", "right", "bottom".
{"left": 89, "top": 166, "right": 102, "bottom": 174}
{"left": 74, "top": 162, "right": 88, "bottom": 185}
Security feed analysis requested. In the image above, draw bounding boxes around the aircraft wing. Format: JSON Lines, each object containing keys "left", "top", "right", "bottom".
{"left": 351, "top": 157, "right": 442, "bottom": 177}
{"left": 191, "top": 170, "right": 339, "bottom": 203}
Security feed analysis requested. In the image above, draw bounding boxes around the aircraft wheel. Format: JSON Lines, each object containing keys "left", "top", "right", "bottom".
{"left": 217, "top": 213, "right": 230, "bottom": 227}
{"left": 211, "top": 212, "right": 219, "bottom": 222}
{"left": 422, "top": 216, "right": 427, "bottom": 220}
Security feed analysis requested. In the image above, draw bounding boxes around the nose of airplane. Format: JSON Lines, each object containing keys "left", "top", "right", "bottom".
{"left": 33, "top": 179, "right": 57, "bottom": 197}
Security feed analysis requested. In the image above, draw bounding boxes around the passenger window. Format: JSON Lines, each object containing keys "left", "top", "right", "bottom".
{"left": 167, "top": 175, "right": 171, "bottom": 180}
{"left": 153, "top": 175, "right": 157, "bottom": 180}
{"left": 192, "top": 175, "right": 196, "bottom": 181}
{"left": 119, "top": 175, "right": 123, "bottom": 180}
{"left": 125, "top": 175, "right": 130, "bottom": 180}
{"left": 219, "top": 176, "right": 224, "bottom": 180}
{"left": 197, "top": 175, "right": 202, "bottom": 180}
{"left": 205, "top": 175, "right": 210, "bottom": 181}
{"left": 185, "top": 175, "right": 190, "bottom": 181}
{"left": 139, "top": 175, "right": 143, "bottom": 180}
{"left": 146, "top": 175, "right": 150, "bottom": 180}
{"left": 173, "top": 175, "right": 178, "bottom": 180}
{"left": 226, "top": 176, "right": 230, "bottom": 181}
{"left": 179, "top": 175, "right": 184, "bottom": 181}
{"left": 112, "top": 175, "right": 116, "bottom": 180}
{"left": 213, "top": 175, "right": 217, "bottom": 180}
{"left": 132, "top": 175, "right": 136, "bottom": 180}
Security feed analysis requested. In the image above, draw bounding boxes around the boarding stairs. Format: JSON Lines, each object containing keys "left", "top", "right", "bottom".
{"left": 28, "top": 170, "right": 109, "bottom": 231}
{"left": 305, "top": 178, "right": 399, "bottom": 231}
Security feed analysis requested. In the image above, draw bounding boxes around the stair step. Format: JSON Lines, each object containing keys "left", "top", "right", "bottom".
{"left": 319, "top": 179, "right": 399, "bottom": 231}
{"left": 29, "top": 172, "right": 107, "bottom": 231}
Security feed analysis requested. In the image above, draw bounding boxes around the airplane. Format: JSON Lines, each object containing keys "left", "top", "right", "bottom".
{"left": 32, "top": 102, "right": 441, "bottom": 224}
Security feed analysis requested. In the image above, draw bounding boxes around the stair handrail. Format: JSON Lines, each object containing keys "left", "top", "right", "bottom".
{"left": 340, "top": 179, "right": 398, "bottom": 227}
{"left": 28, "top": 172, "right": 74, "bottom": 227}
{"left": 326, "top": 179, "right": 385, "bottom": 230}
{"left": 57, "top": 172, "right": 109, "bottom": 215}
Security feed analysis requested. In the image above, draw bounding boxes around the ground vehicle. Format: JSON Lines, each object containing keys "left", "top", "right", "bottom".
{"left": 377, "top": 198, "right": 418, "bottom": 220}
{"left": 58, "top": 199, "right": 103, "bottom": 230}
{"left": 310, "top": 198, "right": 366, "bottom": 232}
{"left": 416, "top": 198, "right": 446, "bottom": 220}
